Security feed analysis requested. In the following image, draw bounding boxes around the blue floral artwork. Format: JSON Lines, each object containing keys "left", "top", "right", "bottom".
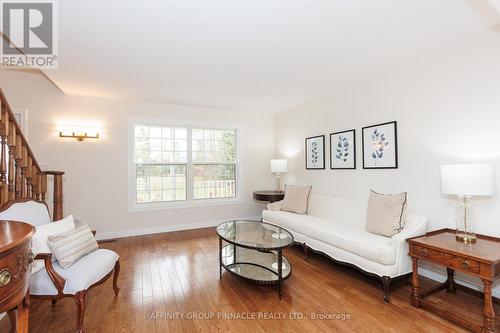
{"left": 330, "top": 130, "right": 355, "bottom": 169}
{"left": 311, "top": 141, "right": 319, "bottom": 164}
{"left": 371, "top": 128, "right": 390, "bottom": 165}
{"left": 362, "top": 121, "right": 398, "bottom": 169}
{"left": 335, "top": 136, "right": 349, "bottom": 162}
{"left": 306, "top": 135, "right": 325, "bottom": 169}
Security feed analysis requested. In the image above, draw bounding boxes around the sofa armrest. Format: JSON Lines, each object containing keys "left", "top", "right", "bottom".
{"left": 35, "top": 253, "right": 66, "bottom": 294}
{"left": 267, "top": 200, "right": 283, "bottom": 211}
{"left": 389, "top": 213, "right": 428, "bottom": 275}
{"left": 390, "top": 213, "right": 428, "bottom": 246}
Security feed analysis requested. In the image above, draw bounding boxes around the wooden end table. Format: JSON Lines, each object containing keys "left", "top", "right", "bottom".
{"left": 253, "top": 190, "right": 285, "bottom": 203}
{"left": 408, "top": 228, "right": 500, "bottom": 332}
{"left": 0, "top": 221, "right": 35, "bottom": 333}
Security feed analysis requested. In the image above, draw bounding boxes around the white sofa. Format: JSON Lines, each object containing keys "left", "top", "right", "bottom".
{"left": 262, "top": 193, "right": 427, "bottom": 301}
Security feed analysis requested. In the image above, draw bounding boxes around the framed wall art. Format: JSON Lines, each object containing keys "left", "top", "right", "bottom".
{"left": 362, "top": 121, "right": 398, "bottom": 169}
{"left": 330, "top": 129, "right": 356, "bottom": 169}
{"left": 305, "top": 135, "right": 325, "bottom": 169}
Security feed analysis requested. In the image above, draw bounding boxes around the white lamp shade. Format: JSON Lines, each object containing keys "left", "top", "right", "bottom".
{"left": 270, "top": 159, "right": 287, "bottom": 173}
{"left": 440, "top": 164, "right": 494, "bottom": 196}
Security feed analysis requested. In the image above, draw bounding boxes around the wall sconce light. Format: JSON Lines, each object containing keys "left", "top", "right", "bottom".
{"left": 58, "top": 124, "right": 101, "bottom": 142}
{"left": 57, "top": 121, "right": 102, "bottom": 142}
{"left": 59, "top": 131, "right": 99, "bottom": 141}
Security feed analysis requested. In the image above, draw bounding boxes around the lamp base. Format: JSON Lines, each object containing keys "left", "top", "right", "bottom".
{"left": 456, "top": 233, "right": 477, "bottom": 244}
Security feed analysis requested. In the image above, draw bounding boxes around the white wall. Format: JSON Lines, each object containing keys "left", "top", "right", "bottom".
{"left": 274, "top": 31, "right": 500, "bottom": 292}
{"left": 0, "top": 70, "right": 274, "bottom": 238}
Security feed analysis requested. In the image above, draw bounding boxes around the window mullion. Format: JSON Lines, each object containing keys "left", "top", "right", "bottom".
{"left": 187, "top": 127, "right": 194, "bottom": 201}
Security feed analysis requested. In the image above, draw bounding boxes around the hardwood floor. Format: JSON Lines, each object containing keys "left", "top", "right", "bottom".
{"left": 1, "top": 227, "right": 498, "bottom": 332}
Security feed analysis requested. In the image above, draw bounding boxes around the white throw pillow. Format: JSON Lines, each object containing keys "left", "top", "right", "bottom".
{"left": 280, "top": 185, "right": 312, "bottom": 215}
{"left": 365, "top": 190, "right": 407, "bottom": 237}
{"left": 31, "top": 215, "right": 75, "bottom": 274}
{"left": 47, "top": 223, "right": 98, "bottom": 269}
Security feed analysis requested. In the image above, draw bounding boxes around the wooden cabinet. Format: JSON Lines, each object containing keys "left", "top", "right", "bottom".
{"left": 0, "top": 220, "right": 35, "bottom": 333}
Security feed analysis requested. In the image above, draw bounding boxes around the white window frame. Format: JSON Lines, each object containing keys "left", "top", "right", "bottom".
{"left": 128, "top": 118, "right": 242, "bottom": 211}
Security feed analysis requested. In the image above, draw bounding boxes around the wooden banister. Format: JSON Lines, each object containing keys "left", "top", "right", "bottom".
{"left": 43, "top": 171, "right": 64, "bottom": 221}
{"left": 0, "top": 89, "right": 65, "bottom": 221}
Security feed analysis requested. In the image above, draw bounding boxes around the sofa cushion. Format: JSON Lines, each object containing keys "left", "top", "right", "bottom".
{"left": 30, "top": 249, "right": 119, "bottom": 295}
{"left": 307, "top": 194, "right": 367, "bottom": 226}
{"left": 262, "top": 210, "right": 306, "bottom": 232}
{"left": 263, "top": 210, "right": 396, "bottom": 265}
{"left": 305, "top": 218, "right": 396, "bottom": 265}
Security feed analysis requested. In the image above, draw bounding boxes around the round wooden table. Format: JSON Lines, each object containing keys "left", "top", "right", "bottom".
{"left": 253, "top": 190, "right": 285, "bottom": 203}
{"left": 0, "top": 220, "right": 35, "bottom": 333}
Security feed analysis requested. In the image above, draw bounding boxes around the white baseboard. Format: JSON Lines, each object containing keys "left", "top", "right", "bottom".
{"left": 419, "top": 266, "right": 500, "bottom": 299}
{"left": 95, "top": 215, "right": 261, "bottom": 241}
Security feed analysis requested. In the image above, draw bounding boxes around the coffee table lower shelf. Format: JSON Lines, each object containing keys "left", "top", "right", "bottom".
{"left": 219, "top": 243, "right": 292, "bottom": 299}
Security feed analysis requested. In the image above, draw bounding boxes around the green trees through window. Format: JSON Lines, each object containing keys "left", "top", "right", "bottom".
{"left": 134, "top": 125, "right": 237, "bottom": 204}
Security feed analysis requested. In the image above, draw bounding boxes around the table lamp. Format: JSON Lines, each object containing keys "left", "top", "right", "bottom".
{"left": 440, "top": 164, "right": 494, "bottom": 243}
{"left": 270, "top": 159, "right": 287, "bottom": 193}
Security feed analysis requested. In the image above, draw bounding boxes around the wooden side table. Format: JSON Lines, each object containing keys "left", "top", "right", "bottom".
{"left": 408, "top": 228, "right": 500, "bottom": 333}
{"left": 253, "top": 190, "right": 285, "bottom": 203}
{"left": 0, "top": 221, "right": 35, "bottom": 333}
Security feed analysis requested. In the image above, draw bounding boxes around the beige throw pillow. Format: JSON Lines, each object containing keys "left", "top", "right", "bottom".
{"left": 47, "top": 223, "right": 99, "bottom": 269}
{"left": 366, "top": 190, "right": 408, "bottom": 237}
{"left": 280, "top": 185, "right": 312, "bottom": 214}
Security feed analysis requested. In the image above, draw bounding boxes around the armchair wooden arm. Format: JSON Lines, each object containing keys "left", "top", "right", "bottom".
{"left": 35, "top": 253, "right": 66, "bottom": 294}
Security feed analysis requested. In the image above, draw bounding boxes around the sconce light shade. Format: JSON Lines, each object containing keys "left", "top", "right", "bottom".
{"left": 270, "top": 159, "right": 287, "bottom": 173}
{"left": 441, "top": 164, "right": 494, "bottom": 197}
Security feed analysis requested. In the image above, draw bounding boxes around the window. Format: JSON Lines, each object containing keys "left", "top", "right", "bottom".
{"left": 131, "top": 123, "right": 238, "bottom": 208}
{"left": 192, "top": 128, "right": 237, "bottom": 200}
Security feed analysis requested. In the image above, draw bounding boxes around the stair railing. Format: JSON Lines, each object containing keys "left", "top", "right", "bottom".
{"left": 0, "top": 89, "right": 64, "bottom": 220}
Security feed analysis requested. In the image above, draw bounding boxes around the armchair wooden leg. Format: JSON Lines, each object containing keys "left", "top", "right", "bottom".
{"left": 75, "top": 291, "right": 86, "bottom": 333}
{"left": 113, "top": 260, "right": 120, "bottom": 296}
{"left": 51, "top": 298, "right": 57, "bottom": 305}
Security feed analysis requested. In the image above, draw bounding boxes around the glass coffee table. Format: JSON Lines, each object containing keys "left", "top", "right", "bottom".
{"left": 216, "top": 219, "right": 294, "bottom": 299}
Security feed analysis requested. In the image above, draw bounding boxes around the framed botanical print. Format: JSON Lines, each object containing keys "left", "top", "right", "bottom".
{"left": 362, "top": 121, "right": 398, "bottom": 169}
{"left": 330, "top": 129, "right": 356, "bottom": 169}
{"left": 305, "top": 135, "right": 325, "bottom": 169}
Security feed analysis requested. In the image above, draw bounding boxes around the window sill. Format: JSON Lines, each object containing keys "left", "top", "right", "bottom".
{"left": 128, "top": 197, "right": 243, "bottom": 212}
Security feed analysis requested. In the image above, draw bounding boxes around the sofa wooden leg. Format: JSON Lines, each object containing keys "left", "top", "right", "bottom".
{"left": 75, "top": 291, "right": 86, "bottom": 333}
{"left": 302, "top": 243, "right": 308, "bottom": 260}
{"left": 113, "top": 260, "right": 120, "bottom": 296}
{"left": 51, "top": 298, "right": 57, "bottom": 305}
{"left": 382, "top": 276, "right": 391, "bottom": 303}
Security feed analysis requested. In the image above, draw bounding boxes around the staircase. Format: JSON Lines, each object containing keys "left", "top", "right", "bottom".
{"left": 0, "top": 89, "right": 64, "bottom": 220}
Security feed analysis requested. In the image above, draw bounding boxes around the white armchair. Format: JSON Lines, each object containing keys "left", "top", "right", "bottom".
{"left": 0, "top": 199, "right": 120, "bottom": 333}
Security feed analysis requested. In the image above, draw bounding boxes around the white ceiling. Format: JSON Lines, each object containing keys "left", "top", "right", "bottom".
{"left": 46, "top": 0, "right": 500, "bottom": 112}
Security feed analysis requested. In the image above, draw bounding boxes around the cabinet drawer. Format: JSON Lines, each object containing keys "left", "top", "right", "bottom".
{"left": 410, "top": 245, "right": 480, "bottom": 274}
{"left": 0, "top": 240, "right": 32, "bottom": 307}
